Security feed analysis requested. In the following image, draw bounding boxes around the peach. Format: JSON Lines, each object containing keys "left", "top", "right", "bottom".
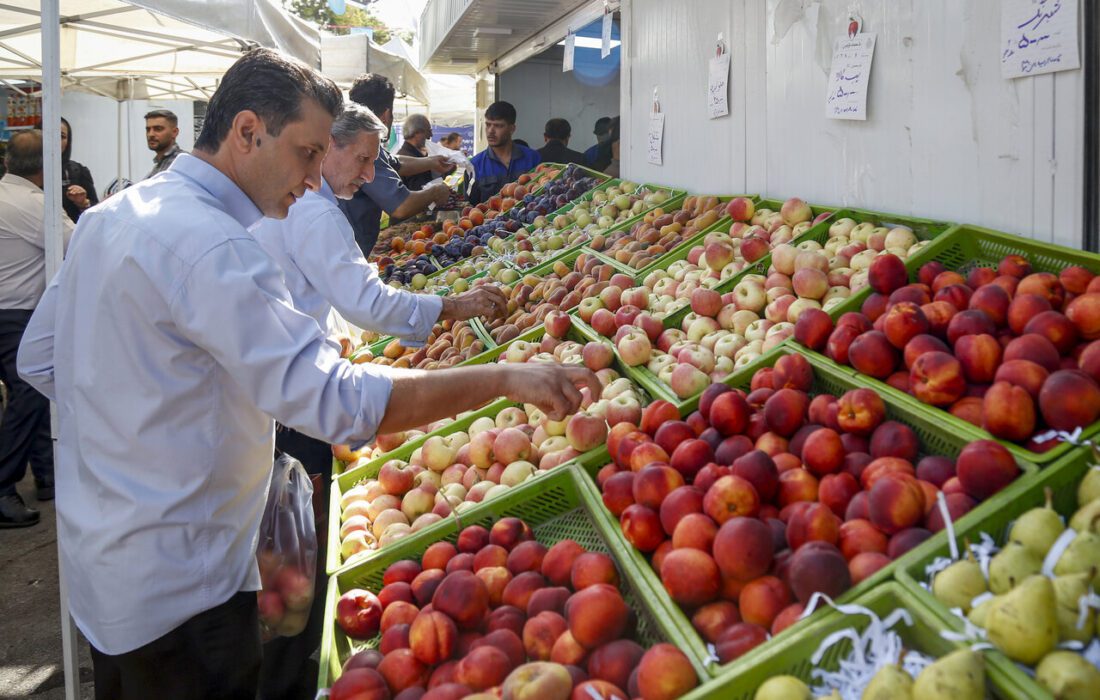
{"left": 1066, "top": 293, "right": 1100, "bottom": 340}
{"left": 818, "top": 472, "right": 861, "bottom": 519}
{"left": 924, "top": 491, "right": 977, "bottom": 532}
{"left": 794, "top": 308, "right": 834, "bottom": 351}
{"left": 502, "top": 571, "right": 548, "bottom": 611}
{"left": 838, "top": 518, "right": 889, "bottom": 560}
{"left": 601, "top": 471, "right": 635, "bottom": 517}
{"left": 1004, "top": 333, "right": 1061, "bottom": 372}
{"left": 671, "top": 512, "right": 718, "bottom": 551}
{"left": 1039, "top": 369, "right": 1100, "bottom": 430}
{"left": 825, "top": 324, "right": 861, "bottom": 365}
{"left": 456, "top": 525, "right": 491, "bottom": 554}
{"left": 763, "top": 388, "right": 810, "bottom": 436}
{"left": 475, "top": 566, "right": 512, "bottom": 606}
{"left": 847, "top": 330, "right": 899, "bottom": 379}
{"left": 567, "top": 584, "right": 630, "bottom": 650}
{"left": 409, "top": 610, "right": 457, "bottom": 666}
{"left": 777, "top": 468, "right": 819, "bottom": 507}
{"left": 472, "top": 545, "right": 509, "bottom": 572}
{"left": 411, "top": 568, "right": 448, "bottom": 607}
{"left": 571, "top": 552, "right": 620, "bottom": 590}
{"left": 836, "top": 388, "right": 886, "bottom": 435}
{"left": 422, "top": 542, "right": 457, "bottom": 572}
{"left": 1007, "top": 293, "right": 1053, "bottom": 335}
{"left": 868, "top": 421, "right": 919, "bottom": 462}
{"left": 949, "top": 397, "right": 984, "bottom": 426}
{"left": 619, "top": 504, "right": 665, "bottom": 552}
{"left": 381, "top": 601, "right": 419, "bottom": 633}
{"left": 953, "top": 333, "right": 1002, "bottom": 384}
{"left": 704, "top": 474, "right": 761, "bottom": 523}
{"left": 982, "top": 381, "right": 1036, "bottom": 441}
{"left": 658, "top": 486, "right": 705, "bottom": 536}
{"left": 801, "top": 428, "right": 844, "bottom": 476}
{"left": 773, "top": 353, "right": 814, "bottom": 392}
{"left": 739, "top": 575, "right": 792, "bottom": 628}
{"left": 639, "top": 400, "right": 680, "bottom": 436}
{"left": 571, "top": 680, "right": 627, "bottom": 700}
{"left": 632, "top": 464, "right": 685, "bottom": 509}
{"left": 787, "top": 541, "right": 851, "bottom": 603}
{"left": 921, "top": 300, "right": 959, "bottom": 337}
{"left": 933, "top": 283, "right": 972, "bottom": 311}
{"left": 455, "top": 645, "right": 512, "bottom": 691}
{"left": 860, "top": 293, "right": 889, "bottom": 322}
{"left": 994, "top": 358, "right": 1049, "bottom": 399}
{"left": 868, "top": 474, "right": 925, "bottom": 534}
{"left": 998, "top": 254, "right": 1032, "bottom": 278}
{"left": 385, "top": 560, "right": 423, "bottom": 586}
{"left": 445, "top": 553, "right": 474, "bottom": 573}
{"left": 522, "top": 611, "right": 568, "bottom": 661}
{"left": 1024, "top": 310, "right": 1078, "bottom": 354}
{"left": 729, "top": 450, "right": 780, "bottom": 502}
{"left": 887, "top": 527, "right": 932, "bottom": 559}
{"left": 946, "top": 310, "right": 996, "bottom": 349}
{"left": 527, "top": 587, "right": 570, "bottom": 618}
{"left": 910, "top": 351, "right": 966, "bottom": 406}
{"left": 432, "top": 571, "right": 490, "bottom": 631}
{"left": 660, "top": 548, "right": 721, "bottom": 607}
{"left": 330, "top": 669, "right": 389, "bottom": 700}
{"left": 714, "top": 623, "right": 768, "bottom": 663}
{"left": 915, "top": 456, "right": 955, "bottom": 488}
{"left": 890, "top": 285, "right": 932, "bottom": 307}
{"left": 860, "top": 457, "right": 916, "bottom": 490}
{"left": 636, "top": 644, "right": 697, "bottom": 700}
{"left": 849, "top": 552, "right": 891, "bottom": 584}
{"left": 507, "top": 541, "right": 548, "bottom": 576}
{"left": 708, "top": 391, "right": 752, "bottom": 437}
{"left": 691, "top": 601, "right": 741, "bottom": 644}
{"left": 1061, "top": 266, "right": 1095, "bottom": 294}
{"left": 423, "top": 683, "right": 473, "bottom": 699}
{"left": 379, "top": 623, "right": 411, "bottom": 654}
{"left": 755, "top": 431, "right": 790, "bottom": 457}
{"left": 1079, "top": 340, "right": 1100, "bottom": 382}
{"left": 955, "top": 439, "right": 1019, "bottom": 499}
{"left": 882, "top": 302, "right": 930, "bottom": 349}
{"left": 868, "top": 254, "right": 907, "bottom": 295}
{"left": 713, "top": 516, "right": 774, "bottom": 581}
{"left": 378, "top": 648, "right": 430, "bottom": 694}
{"left": 786, "top": 502, "right": 841, "bottom": 549}
{"left": 486, "top": 605, "right": 526, "bottom": 638}
{"left": 473, "top": 628, "right": 526, "bottom": 670}
{"left": 653, "top": 420, "right": 696, "bottom": 456}
{"left": 628, "top": 442, "right": 671, "bottom": 473}
{"left": 491, "top": 517, "right": 534, "bottom": 551}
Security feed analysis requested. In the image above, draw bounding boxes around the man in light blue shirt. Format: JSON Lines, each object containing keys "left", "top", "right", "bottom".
{"left": 16, "top": 48, "right": 596, "bottom": 700}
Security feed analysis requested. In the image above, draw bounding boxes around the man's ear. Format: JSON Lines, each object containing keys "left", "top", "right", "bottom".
{"left": 229, "top": 110, "right": 263, "bottom": 153}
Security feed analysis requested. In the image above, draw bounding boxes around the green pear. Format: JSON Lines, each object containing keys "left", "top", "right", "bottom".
{"left": 861, "top": 663, "right": 913, "bottom": 700}
{"left": 1053, "top": 571, "right": 1096, "bottom": 643}
{"left": 1068, "top": 500, "right": 1100, "bottom": 534}
{"left": 1035, "top": 650, "right": 1100, "bottom": 700}
{"left": 1010, "top": 487, "right": 1065, "bottom": 557}
{"left": 985, "top": 575, "right": 1059, "bottom": 664}
{"left": 1054, "top": 531, "right": 1100, "bottom": 588}
{"left": 1077, "top": 466, "right": 1100, "bottom": 506}
{"left": 988, "top": 541, "right": 1042, "bottom": 594}
{"left": 754, "top": 675, "right": 813, "bottom": 700}
{"left": 932, "top": 554, "right": 988, "bottom": 612}
{"left": 911, "top": 648, "right": 985, "bottom": 700}
{"left": 967, "top": 595, "right": 998, "bottom": 628}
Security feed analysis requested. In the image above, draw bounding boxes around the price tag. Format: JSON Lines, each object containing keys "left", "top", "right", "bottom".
{"left": 601, "top": 10, "right": 613, "bottom": 58}
{"left": 824, "top": 32, "right": 876, "bottom": 120}
{"left": 563, "top": 33, "right": 575, "bottom": 72}
{"left": 1001, "top": 0, "right": 1080, "bottom": 79}
{"left": 647, "top": 112, "right": 665, "bottom": 166}
{"left": 707, "top": 37, "right": 730, "bottom": 119}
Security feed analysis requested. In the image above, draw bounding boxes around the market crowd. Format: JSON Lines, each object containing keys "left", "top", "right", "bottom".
{"left": 0, "top": 48, "right": 608, "bottom": 700}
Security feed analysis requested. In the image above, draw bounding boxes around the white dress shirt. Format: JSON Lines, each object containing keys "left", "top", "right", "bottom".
{"left": 252, "top": 178, "right": 441, "bottom": 345}
{"left": 0, "top": 173, "right": 74, "bottom": 309}
{"left": 17, "top": 154, "right": 395, "bottom": 655}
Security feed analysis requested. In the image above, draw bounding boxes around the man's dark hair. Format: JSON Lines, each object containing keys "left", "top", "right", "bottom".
{"left": 544, "top": 118, "right": 571, "bottom": 141}
{"left": 6, "top": 129, "right": 42, "bottom": 177}
{"left": 144, "top": 109, "right": 178, "bottom": 126}
{"left": 485, "top": 101, "right": 517, "bottom": 125}
{"left": 348, "top": 73, "right": 396, "bottom": 117}
{"left": 194, "top": 48, "right": 342, "bottom": 153}
{"left": 443, "top": 132, "right": 462, "bottom": 144}
{"left": 593, "top": 116, "right": 612, "bottom": 136}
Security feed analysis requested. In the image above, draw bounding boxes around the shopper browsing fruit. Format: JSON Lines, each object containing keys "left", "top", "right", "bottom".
{"left": 468, "top": 101, "right": 542, "bottom": 206}
{"left": 15, "top": 48, "right": 598, "bottom": 700}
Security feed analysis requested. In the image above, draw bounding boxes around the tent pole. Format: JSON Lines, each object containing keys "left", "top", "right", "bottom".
{"left": 40, "top": 1, "right": 80, "bottom": 698}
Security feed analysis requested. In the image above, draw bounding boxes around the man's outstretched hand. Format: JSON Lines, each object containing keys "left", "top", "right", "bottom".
{"left": 441, "top": 285, "right": 509, "bottom": 321}
{"left": 502, "top": 364, "right": 601, "bottom": 421}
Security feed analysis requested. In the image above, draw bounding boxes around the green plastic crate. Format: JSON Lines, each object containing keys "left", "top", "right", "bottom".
{"left": 319, "top": 464, "right": 709, "bottom": 694}
{"left": 896, "top": 446, "right": 1094, "bottom": 700}
{"left": 326, "top": 397, "right": 515, "bottom": 574}
{"left": 824, "top": 224, "right": 1100, "bottom": 465}
{"left": 693, "top": 581, "right": 1025, "bottom": 699}
{"left": 584, "top": 345, "right": 1037, "bottom": 679}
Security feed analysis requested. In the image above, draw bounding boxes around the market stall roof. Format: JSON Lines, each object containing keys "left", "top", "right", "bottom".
{"left": 0, "top": 0, "right": 429, "bottom": 102}
{"left": 419, "top": 0, "right": 614, "bottom": 74}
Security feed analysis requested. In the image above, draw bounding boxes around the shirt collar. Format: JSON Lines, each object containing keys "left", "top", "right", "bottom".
{"left": 169, "top": 153, "right": 264, "bottom": 230}
{"left": 318, "top": 177, "right": 338, "bottom": 205}
{"left": 1, "top": 173, "right": 42, "bottom": 191}
{"left": 155, "top": 143, "right": 181, "bottom": 164}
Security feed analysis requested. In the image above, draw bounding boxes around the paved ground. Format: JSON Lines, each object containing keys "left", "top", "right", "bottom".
{"left": 0, "top": 472, "right": 95, "bottom": 699}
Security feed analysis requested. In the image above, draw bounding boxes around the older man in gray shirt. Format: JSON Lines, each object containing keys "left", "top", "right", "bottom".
{"left": 0, "top": 129, "right": 73, "bottom": 526}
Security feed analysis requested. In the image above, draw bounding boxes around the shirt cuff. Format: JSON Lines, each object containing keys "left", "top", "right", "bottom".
{"left": 398, "top": 294, "right": 444, "bottom": 348}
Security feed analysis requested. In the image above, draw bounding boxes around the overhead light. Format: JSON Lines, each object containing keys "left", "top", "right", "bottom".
{"left": 448, "top": 56, "right": 479, "bottom": 64}
{"left": 474, "top": 26, "right": 513, "bottom": 37}
{"left": 557, "top": 37, "right": 621, "bottom": 50}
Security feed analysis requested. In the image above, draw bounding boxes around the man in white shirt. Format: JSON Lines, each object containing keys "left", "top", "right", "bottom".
{"left": 0, "top": 130, "right": 74, "bottom": 527}
{"left": 252, "top": 103, "right": 508, "bottom": 698}
{"left": 17, "top": 48, "right": 595, "bottom": 700}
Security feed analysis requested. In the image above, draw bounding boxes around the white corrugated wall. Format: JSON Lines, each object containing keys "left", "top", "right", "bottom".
{"left": 619, "top": 0, "right": 1085, "bottom": 249}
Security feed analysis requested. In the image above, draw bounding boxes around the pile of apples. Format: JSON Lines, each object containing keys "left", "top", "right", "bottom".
{"left": 801, "top": 251, "right": 1100, "bottom": 450}
{"left": 927, "top": 470, "right": 1100, "bottom": 697}
{"left": 330, "top": 518, "right": 700, "bottom": 700}
{"left": 590, "top": 195, "right": 732, "bottom": 271}
{"left": 591, "top": 353, "right": 1024, "bottom": 664}
{"left": 256, "top": 549, "right": 315, "bottom": 640}
{"left": 337, "top": 375, "right": 645, "bottom": 568}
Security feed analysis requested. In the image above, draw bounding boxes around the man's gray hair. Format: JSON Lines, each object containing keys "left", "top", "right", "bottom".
{"left": 331, "top": 103, "right": 386, "bottom": 147}
{"left": 402, "top": 113, "right": 432, "bottom": 139}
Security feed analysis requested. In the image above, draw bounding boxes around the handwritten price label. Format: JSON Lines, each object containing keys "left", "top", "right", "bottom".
{"left": 1001, "top": 0, "right": 1079, "bottom": 79}
{"left": 707, "top": 53, "right": 731, "bottom": 119}
{"left": 647, "top": 113, "right": 665, "bottom": 166}
{"left": 825, "top": 33, "right": 876, "bottom": 121}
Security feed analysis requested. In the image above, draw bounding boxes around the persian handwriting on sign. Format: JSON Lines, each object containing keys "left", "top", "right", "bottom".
{"left": 825, "top": 33, "right": 876, "bottom": 121}
{"left": 647, "top": 113, "right": 664, "bottom": 166}
{"left": 1001, "top": 0, "right": 1079, "bottom": 78}
{"left": 601, "top": 11, "right": 613, "bottom": 58}
{"left": 707, "top": 52, "right": 731, "bottom": 119}
{"left": 563, "top": 33, "right": 575, "bottom": 72}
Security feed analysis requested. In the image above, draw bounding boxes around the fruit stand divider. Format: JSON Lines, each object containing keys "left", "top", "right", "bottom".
{"left": 577, "top": 344, "right": 1038, "bottom": 680}
{"left": 695, "top": 581, "right": 1028, "bottom": 699}
{"left": 805, "top": 223, "right": 1100, "bottom": 465}
{"left": 319, "top": 463, "right": 716, "bottom": 695}
{"left": 895, "top": 444, "right": 1094, "bottom": 698}
{"left": 328, "top": 323, "right": 658, "bottom": 575}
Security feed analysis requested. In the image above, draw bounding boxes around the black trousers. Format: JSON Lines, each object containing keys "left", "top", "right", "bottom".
{"left": 90, "top": 591, "right": 262, "bottom": 700}
{"left": 0, "top": 309, "right": 52, "bottom": 496}
{"left": 258, "top": 426, "right": 333, "bottom": 700}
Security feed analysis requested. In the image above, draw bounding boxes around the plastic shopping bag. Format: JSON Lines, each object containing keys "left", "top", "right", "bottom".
{"left": 256, "top": 453, "right": 317, "bottom": 640}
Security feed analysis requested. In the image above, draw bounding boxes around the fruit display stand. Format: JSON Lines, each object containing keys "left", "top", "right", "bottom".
{"left": 819, "top": 223, "right": 1100, "bottom": 465}
{"left": 318, "top": 464, "right": 709, "bottom": 693}
{"left": 694, "top": 581, "right": 1026, "bottom": 699}
{"left": 581, "top": 346, "right": 1038, "bottom": 680}
{"left": 895, "top": 444, "right": 1095, "bottom": 699}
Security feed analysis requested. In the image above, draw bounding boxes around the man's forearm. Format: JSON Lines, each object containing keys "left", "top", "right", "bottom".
{"left": 391, "top": 188, "right": 436, "bottom": 219}
{"left": 377, "top": 366, "right": 510, "bottom": 434}
{"left": 396, "top": 155, "right": 434, "bottom": 177}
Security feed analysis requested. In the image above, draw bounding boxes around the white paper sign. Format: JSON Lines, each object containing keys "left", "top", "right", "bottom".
{"left": 601, "top": 12, "right": 613, "bottom": 59}
{"left": 563, "top": 33, "right": 575, "bottom": 72}
{"left": 707, "top": 53, "right": 731, "bottom": 119}
{"left": 647, "top": 113, "right": 665, "bottom": 166}
{"left": 825, "top": 33, "right": 876, "bottom": 121}
{"left": 1001, "top": 0, "right": 1080, "bottom": 79}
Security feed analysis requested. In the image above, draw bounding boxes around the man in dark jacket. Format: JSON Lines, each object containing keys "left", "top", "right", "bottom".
{"left": 537, "top": 118, "right": 587, "bottom": 166}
